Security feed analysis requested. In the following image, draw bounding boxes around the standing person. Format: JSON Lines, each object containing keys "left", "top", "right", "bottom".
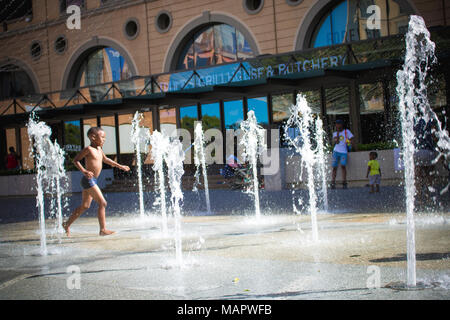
{"left": 366, "top": 151, "right": 381, "bottom": 193}
{"left": 63, "top": 127, "right": 130, "bottom": 237}
{"left": 5, "top": 147, "right": 20, "bottom": 170}
{"left": 330, "top": 119, "right": 354, "bottom": 189}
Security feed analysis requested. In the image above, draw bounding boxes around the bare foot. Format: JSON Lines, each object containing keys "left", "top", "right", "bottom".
{"left": 62, "top": 222, "right": 70, "bottom": 237}
{"left": 99, "top": 229, "right": 115, "bottom": 236}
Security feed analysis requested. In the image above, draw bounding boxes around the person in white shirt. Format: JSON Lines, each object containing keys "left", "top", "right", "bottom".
{"left": 331, "top": 119, "right": 354, "bottom": 189}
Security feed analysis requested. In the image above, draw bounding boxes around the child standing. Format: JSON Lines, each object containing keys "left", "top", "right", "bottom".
{"left": 331, "top": 119, "right": 354, "bottom": 189}
{"left": 366, "top": 151, "right": 381, "bottom": 193}
{"left": 63, "top": 127, "right": 130, "bottom": 236}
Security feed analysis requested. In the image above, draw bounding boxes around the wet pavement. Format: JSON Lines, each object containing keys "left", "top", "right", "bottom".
{"left": 0, "top": 209, "right": 449, "bottom": 300}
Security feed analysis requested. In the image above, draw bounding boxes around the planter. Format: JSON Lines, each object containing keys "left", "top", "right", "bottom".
{"left": 0, "top": 169, "right": 114, "bottom": 197}
{"left": 279, "top": 148, "right": 447, "bottom": 189}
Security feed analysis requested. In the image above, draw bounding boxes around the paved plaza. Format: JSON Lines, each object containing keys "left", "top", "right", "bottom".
{"left": 0, "top": 187, "right": 449, "bottom": 300}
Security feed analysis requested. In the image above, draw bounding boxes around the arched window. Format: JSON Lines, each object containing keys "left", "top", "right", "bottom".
{"left": 310, "top": 0, "right": 415, "bottom": 48}
{"left": 75, "top": 47, "right": 133, "bottom": 87}
{"left": 0, "top": 64, "right": 36, "bottom": 100}
{"left": 176, "top": 23, "right": 255, "bottom": 71}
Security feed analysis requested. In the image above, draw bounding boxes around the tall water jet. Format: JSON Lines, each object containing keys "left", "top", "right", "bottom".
{"left": 131, "top": 111, "right": 150, "bottom": 220}
{"left": 239, "top": 110, "right": 266, "bottom": 219}
{"left": 396, "top": 15, "right": 450, "bottom": 287}
{"left": 193, "top": 121, "right": 211, "bottom": 214}
{"left": 27, "top": 116, "right": 67, "bottom": 255}
{"left": 284, "top": 94, "right": 320, "bottom": 242}
{"left": 315, "top": 116, "right": 329, "bottom": 212}
{"left": 150, "top": 131, "right": 169, "bottom": 235}
{"left": 164, "top": 137, "right": 186, "bottom": 266}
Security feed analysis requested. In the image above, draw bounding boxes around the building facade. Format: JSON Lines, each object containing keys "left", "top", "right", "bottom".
{"left": 0, "top": 0, "right": 449, "bottom": 182}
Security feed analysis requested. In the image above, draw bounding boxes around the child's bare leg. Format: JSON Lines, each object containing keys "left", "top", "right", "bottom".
{"left": 86, "top": 185, "right": 114, "bottom": 236}
{"left": 63, "top": 190, "right": 92, "bottom": 236}
{"left": 341, "top": 166, "right": 347, "bottom": 183}
{"left": 376, "top": 184, "right": 380, "bottom": 192}
{"left": 370, "top": 185, "right": 374, "bottom": 193}
{"left": 331, "top": 167, "right": 337, "bottom": 184}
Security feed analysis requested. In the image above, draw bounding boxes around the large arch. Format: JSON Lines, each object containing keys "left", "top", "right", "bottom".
{"left": 0, "top": 57, "right": 40, "bottom": 96}
{"left": 61, "top": 37, "right": 138, "bottom": 90}
{"left": 293, "top": 0, "right": 419, "bottom": 50}
{"left": 163, "top": 11, "right": 260, "bottom": 72}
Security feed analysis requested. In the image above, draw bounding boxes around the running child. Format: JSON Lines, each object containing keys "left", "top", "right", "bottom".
{"left": 63, "top": 127, "right": 130, "bottom": 236}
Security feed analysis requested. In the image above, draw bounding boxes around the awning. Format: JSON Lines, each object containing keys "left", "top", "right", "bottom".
{"left": 0, "top": 58, "right": 409, "bottom": 127}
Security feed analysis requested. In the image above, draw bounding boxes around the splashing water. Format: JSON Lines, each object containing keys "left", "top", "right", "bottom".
{"left": 165, "top": 137, "right": 186, "bottom": 266}
{"left": 131, "top": 111, "right": 151, "bottom": 220}
{"left": 315, "top": 115, "right": 329, "bottom": 212}
{"left": 396, "top": 15, "right": 450, "bottom": 287}
{"left": 149, "top": 131, "right": 169, "bottom": 235}
{"left": 150, "top": 131, "right": 186, "bottom": 264}
{"left": 239, "top": 110, "right": 266, "bottom": 219}
{"left": 193, "top": 122, "right": 211, "bottom": 213}
{"left": 27, "top": 116, "right": 67, "bottom": 255}
{"left": 284, "top": 94, "right": 323, "bottom": 242}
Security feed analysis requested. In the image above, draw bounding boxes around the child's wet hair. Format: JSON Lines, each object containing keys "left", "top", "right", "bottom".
{"left": 87, "top": 126, "right": 104, "bottom": 137}
{"left": 369, "top": 151, "right": 378, "bottom": 159}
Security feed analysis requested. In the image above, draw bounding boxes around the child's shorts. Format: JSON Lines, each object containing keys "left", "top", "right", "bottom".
{"left": 332, "top": 151, "right": 348, "bottom": 167}
{"left": 81, "top": 176, "right": 98, "bottom": 190}
{"left": 369, "top": 174, "right": 381, "bottom": 185}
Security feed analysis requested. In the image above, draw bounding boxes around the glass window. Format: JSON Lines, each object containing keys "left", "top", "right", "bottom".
{"left": 5, "top": 128, "right": 19, "bottom": 169}
{"left": 118, "top": 112, "right": 153, "bottom": 166}
{"left": 388, "top": 79, "right": 401, "bottom": 142}
{"left": 390, "top": 75, "right": 448, "bottom": 143}
{"left": 180, "top": 105, "right": 198, "bottom": 137}
{"left": 0, "top": 0, "right": 32, "bottom": 22}
{"left": 237, "top": 29, "right": 253, "bottom": 60}
{"left": 99, "top": 116, "right": 117, "bottom": 161}
{"left": 201, "top": 102, "right": 221, "bottom": 130}
{"left": 310, "top": 0, "right": 414, "bottom": 48}
{"left": 359, "top": 82, "right": 387, "bottom": 143}
{"left": 275, "top": 91, "right": 321, "bottom": 147}
{"left": 76, "top": 47, "right": 132, "bottom": 87}
{"left": 300, "top": 91, "right": 322, "bottom": 114}
{"left": 272, "top": 93, "right": 294, "bottom": 124}
{"left": 64, "top": 120, "right": 82, "bottom": 170}
{"left": 118, "top": 114, "right": 134, "bottom": 155}
{"left": 160, "top": 107, "right": 177, "bottom": 137}
{"left": 214, "top": 24, "right": 237, "bottom": 64}
{"left": 247, "top": 97, "right": 269, "bottom": 126}
{"left": 224, "top": 100, "right": 244, "bottom": 130}
{"left": 20, "top": 127, "right": 33, "bottom": 170}
{"left": 0, "top": 65, "right": 36, "bottom": 100}
{"left": 428, "top": 74, "right": 447, "bottom": 111}
{"left": 5, "top": 129, "right": 17, "bottom": 155}
{"left": 141, "top": 112, "right": 153, "bottom": 164}
{"left": 325, "top": 87, "right": 350, "bottom": 134}
{"left": 60, "top": 0, "right": 85, "bottom": 14}
{"left": 176, "top": 24, "right": 255, "bottom": 70}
